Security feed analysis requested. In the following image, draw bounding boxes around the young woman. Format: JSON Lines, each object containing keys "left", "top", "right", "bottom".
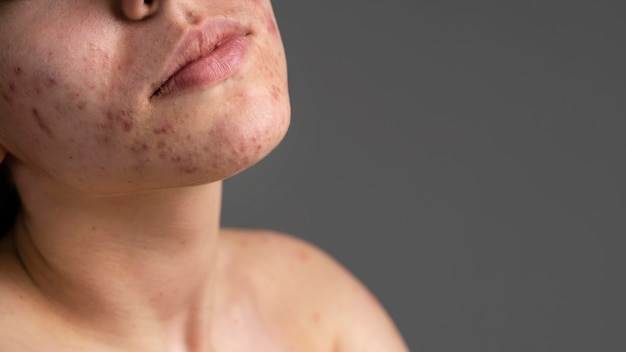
{"left": 0, "top": 0, "right": 409, "bottom": 350}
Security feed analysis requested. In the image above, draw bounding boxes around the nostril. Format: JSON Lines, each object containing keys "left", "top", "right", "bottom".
{"left": 144, "top": 0, "right": 153, "bottom": 4}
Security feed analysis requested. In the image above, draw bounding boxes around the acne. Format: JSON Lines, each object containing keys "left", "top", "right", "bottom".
{"left": 311, "top": 311, "right": 321, "bottom": 324}
{"left": 104, "top": 109, "right": 135, "bottom": 132}
{"left": 265, "top": 12, "right": 279, "bottom": 37}
{"left": 270, "top": 85, "right": 281, "bottom": 102}
{"left": 296, "top": 249, "right": 310, "bottom": 262}
{"left": 153, "top": 121, "right": 174, "bottom": 135}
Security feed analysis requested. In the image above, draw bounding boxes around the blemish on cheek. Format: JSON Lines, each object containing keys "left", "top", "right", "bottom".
{"left": 13, "top": 67, "right": 21, "bottom": 76}
{"left": 32, "top": 108, "right": 54, "bottom": 139}
{"left": 8, "top": 82, "right": 16, "bottom": 93}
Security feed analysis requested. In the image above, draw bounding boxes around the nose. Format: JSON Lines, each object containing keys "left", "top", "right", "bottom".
{"left": 120, "top": 0, "right": 160, "bottom": 21}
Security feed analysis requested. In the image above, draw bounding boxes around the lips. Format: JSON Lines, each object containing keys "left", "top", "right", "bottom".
{"left": 152, "top": 19, "right": 251, "bottom": 98}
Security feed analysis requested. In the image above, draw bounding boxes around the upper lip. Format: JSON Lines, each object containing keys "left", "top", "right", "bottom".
{"left": 152, "top": 19, "right": 250, "bottom": 97}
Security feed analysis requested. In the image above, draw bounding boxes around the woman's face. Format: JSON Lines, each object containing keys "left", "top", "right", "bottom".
{"left": 0, "top": 0, "right": 289, "bottom": 194}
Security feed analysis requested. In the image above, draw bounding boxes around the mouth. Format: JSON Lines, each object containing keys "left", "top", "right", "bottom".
{"left": 151, "top": 20, "right": 251, "bottom": 99}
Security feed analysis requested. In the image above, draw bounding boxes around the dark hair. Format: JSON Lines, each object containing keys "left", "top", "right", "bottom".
{"left": 0, "top": 162, "right": 19, "bottom": 239}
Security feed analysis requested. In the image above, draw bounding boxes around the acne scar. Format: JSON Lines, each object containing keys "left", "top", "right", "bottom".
{"left": 32, "top": 108, "right": 54, "bottom": 139}
{"left": 1, "top": 93, "right": 11, "bottom": 104}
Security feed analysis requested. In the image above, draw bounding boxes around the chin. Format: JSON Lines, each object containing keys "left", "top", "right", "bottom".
{"left": 127, "top": 89, "right": 291, "bottom": 193}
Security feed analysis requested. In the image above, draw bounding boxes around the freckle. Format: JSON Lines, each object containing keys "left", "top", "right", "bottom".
{"left": 142, "top": 143, "right": 149, "bottom": 150}
{"left": 1, "top": 93, "right": 11, "bottom": 104}
{"left": 77, "top": 102, "right": 86, "bottom": 110}
{"left": 312, "top": 311, "right": 321, "bottom": 324}
{"left": 47, "top": 77, "right": 57, "bottom": 86}
{"left": 186, "top": 134, "right": 192, "bottom": 140}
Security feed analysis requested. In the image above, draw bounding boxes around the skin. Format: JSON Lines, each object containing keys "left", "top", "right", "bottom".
{"left": 0, "top": 1, "right": 409, "bottom": 351}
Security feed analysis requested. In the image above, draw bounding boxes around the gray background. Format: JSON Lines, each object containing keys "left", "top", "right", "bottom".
{"left": 222, "top": 1, "right": 622, "bottom": 351}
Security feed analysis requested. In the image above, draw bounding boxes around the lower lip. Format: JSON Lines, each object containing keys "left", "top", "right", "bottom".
{"left": 156, "top": 35, "right": 249, "bottom": 97}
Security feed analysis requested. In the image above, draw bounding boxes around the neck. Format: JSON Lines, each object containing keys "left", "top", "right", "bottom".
{"left": 11, "top": 173, "right": 224, "bottom": 351}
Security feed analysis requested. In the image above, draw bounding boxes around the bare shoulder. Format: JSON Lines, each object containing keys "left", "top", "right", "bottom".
{"left": 219, "top": 228, "right": 409, "bottom": 352}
